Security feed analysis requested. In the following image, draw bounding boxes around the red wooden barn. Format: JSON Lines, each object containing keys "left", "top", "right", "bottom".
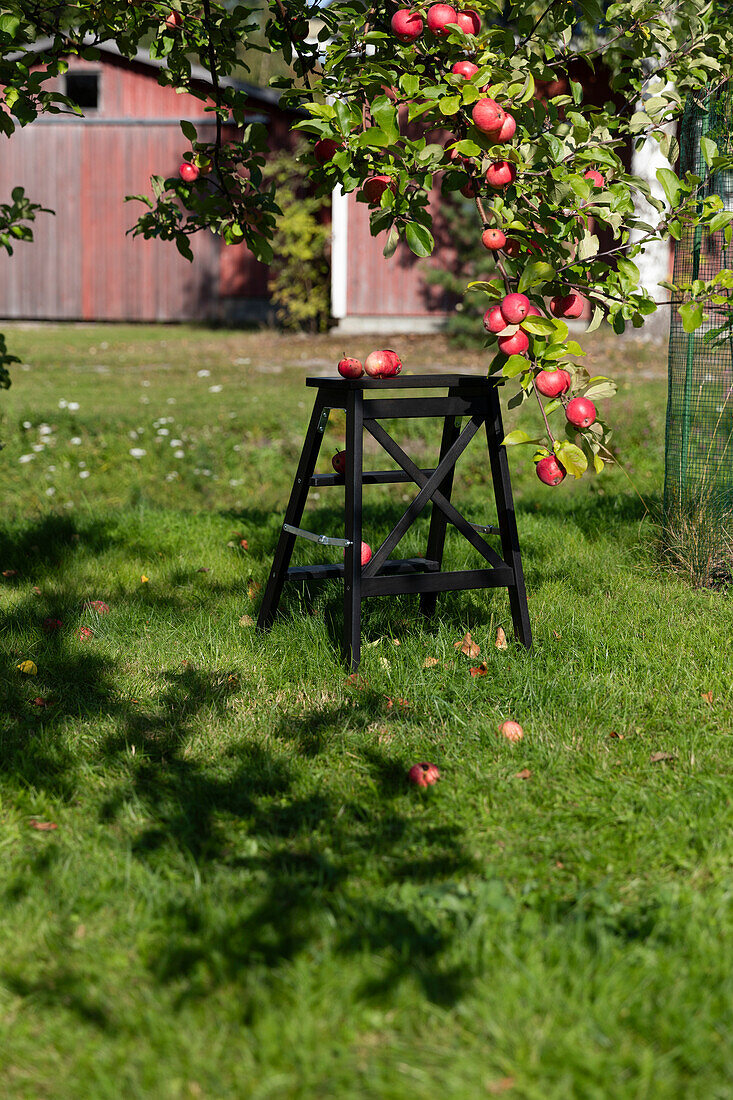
{"left": 0, "top": 40, "right": 297, "bottom": 323}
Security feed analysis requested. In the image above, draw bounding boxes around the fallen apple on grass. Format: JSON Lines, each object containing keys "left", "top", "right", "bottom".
{"left": 364, "top": 349, "right": 402, "bottom": 378}
{"left": 408, "top": 762, "right": 441, "bottom": 787}
{"left": 499, "top": 720, "right": 524, "bottom": 742}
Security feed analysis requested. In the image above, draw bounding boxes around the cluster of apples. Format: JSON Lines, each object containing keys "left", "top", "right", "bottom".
{"left": 391, "top": 4, "right": 481, "bottom": 43}
{"left": 337, "top": 349, "right": 402, "bottom": 378}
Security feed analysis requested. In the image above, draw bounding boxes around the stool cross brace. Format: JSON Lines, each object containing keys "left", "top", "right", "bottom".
{"left": 257, "top": 375, "right": 531, "bottom": 671}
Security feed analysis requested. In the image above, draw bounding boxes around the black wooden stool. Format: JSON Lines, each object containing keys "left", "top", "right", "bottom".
{"left": 257, "top": 374, "right": 531, "bottom": 671}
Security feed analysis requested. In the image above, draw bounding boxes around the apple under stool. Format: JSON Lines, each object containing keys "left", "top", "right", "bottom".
{"left": 257, "top": 374, "right": 531, "bottom": 672}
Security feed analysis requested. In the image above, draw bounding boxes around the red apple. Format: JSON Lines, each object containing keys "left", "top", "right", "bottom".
{"left": 426, "top": 3, "right": 457, "bottom": 34}
{"left": 550, "top": 292, "right": 586, "bottom": 318}
{"left": 491, "top": 113, "right": 516, "bottom": 143}
{"left": 338, "top": 356, "right": 363, "bottom": 378}
{"left": 78, "top": 626, "right": 94, "bottom": 641}
{"left": 362, "top": 175, "right": 394, "bottom": 204}
{"left": 408, "top": 762, "right": 441, "bottom": 787}
{"left": 451, "top": 60, "right": 479, "bottom": 79}
{"left": 165, "top": 10, "right": 182, "bottom": 28}
{"left": 535, "top": 369, "right": 571, "bottom": 397}
{"left": 502, "top": 238, "right": 521, "bottom": 258}
{"left": 481, "top": 227, "right": 506, "bottom": 250}
{"left": 584, "top": 168, "right": 605, "bottom": 188}
{"left": 566, "top": 396, "right": 596, "bottom": 428}
{"left": 460, "top": 177, "right": 477, "bottom": 198}
{"left": 42, "top": 617, "right": 63, "bottom": 632}
{"left": 483, "top": 305, "right": 506, "bottom": 334}
{"left": 524, "top": 304, "right": 542, "bottom": 319}
{"left": 536, "top": 455, "right": 566, "bottom": 486}
{"left": 332, "top": 450, "right": 347, "bottom": 476}
{"left": 485, "top": 160, "right": 516, "bottom": 189}
{"left": 364, "top": 349, "right": 402, "bottom": 378}
{"left": 314, "top": 138, "right": 343, "bottom": 164}
{"left": 500, "top": 292, "right": 531, "bottom": 324}
{"left": 472, "top": 98, "right": 506, "bottom": 135}
{"left": 344, "top": 542, "right": 373, "bottom": 565}
{"left": 498, "top": 330, "right": 529, "bottom": 356}
{"left": 83, "top": 600, "right": 110, "bottom": 614}
{"left": 391, "top": 8, "right": 424, "bottom": 42}
{"left": 448, "top": 146, "right": 471, "bottom": 167}
{"left": 456, "top": 8, "right": 481, "bottom": 33}
{"left": 179, "top": 162, "right": 199, "bottom": 182}
{"left": 499, "top": 720, "right": 524, "bottom": 742}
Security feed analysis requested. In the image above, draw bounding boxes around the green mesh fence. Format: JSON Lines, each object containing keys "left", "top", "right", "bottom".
{"left": 664, "top": 81, "right": 733, "bottom": 586}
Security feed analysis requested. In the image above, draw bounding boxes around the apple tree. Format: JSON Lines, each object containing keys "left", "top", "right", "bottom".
{"left": 2, "top": 0, "right": 733, "bottom": 485}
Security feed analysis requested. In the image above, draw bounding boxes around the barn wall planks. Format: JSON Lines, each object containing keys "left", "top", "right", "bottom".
{"left": 0, "top": 51, "right": 295, "bottom": 322}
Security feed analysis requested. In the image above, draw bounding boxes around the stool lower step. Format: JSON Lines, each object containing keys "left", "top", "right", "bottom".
{"left": 287, "top": 556, "right": 439, "bottom": 583}
{"left": 311, "top": 469, "right": 436, "bottom": 487}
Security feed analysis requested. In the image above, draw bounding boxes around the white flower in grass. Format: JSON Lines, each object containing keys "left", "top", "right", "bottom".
{"left": 197, "top": 369, "right": 210, "bottom": 378}
{"left": 167, "top": 398, "right": 176, "bottom": 405}
{"left": 68, "top": 402, "right": 79, "bottom": 412}
{"left": 174, "top": 450, "right": 184, "bottom": 458}
{"left": 142, "top": 380, "right": 150, "bottom": 387}
{"left": 22, "top": 421, "right": 32, "bottom": 429}
{"left": 58, "top": 400, "right": 67, "bottom": 409}
{"left": 157, "top": 428, "right": 170, "bottom": 436}
{"left": 129, "top": 448, "right": 147, "bottom": 459}
{"left": 165, "top": 471, "right": 179, "bottom": 482}
{"left": 32, "top": 444, "right": 45, "bottom": 453}
{"left": 70, "top": 437, "right": 82, "bottom": 445}
{"left": 47, "top": 465, "right": 56, "bottom": 473}
{"left": 19, "top": 454, "right": 34, "bottom": 464}
{"left": 129, "top": 430, "right": 138, "bottom": 440}
{"left": 79, "top": 470, "right": 90, "bottom": 480}
{"left": 208, "top": 385, "right": 223, "bottom": 393}
{"left": 45, "top": 487, "right": 56, "bottom": 497}
{"left": 78, "top": 461, "right": 86, "bottom": 468}
{"left": 170, "top": 439, "right": 183, "bottom": 448}
{"left": 140, "top": 396, "right": 150, "bottom": 405}
{"left": 39, "top": 425, "right": 52, "bottom": 436}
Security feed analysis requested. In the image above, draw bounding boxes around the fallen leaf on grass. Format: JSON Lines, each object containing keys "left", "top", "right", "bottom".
{"left": 2, "top": 569, "right": 19, "bottom": 579}
{"left": 514, "top": 768, "right": 532, "bottom": 780}
{"left": 609, "top": 730, "right": 624, "bottom": 740}
{"left": 385, "top": 696, "right": 410, "bottom": 712}
{"left": 346, "top": 673, "right": 369, "bottom": 689}
{"left": 650, "top": 752, "right": 676, "bottom": 764}
{"left": 240, "top": 539, "right": 249, "bottom": 550}
{"left": 495, "top": 626, "right": 508, "bottom": 650}
{"left": 197, "top": 567, "right": 210, "bottom": 574}
{"left": 31, "top": 697, "right": 50, "bottom": 708}
{"left": 30, "top": 820, "right": 57, "bottom": 832}
{"left": 392, "top": 638, "right": 400, "bottom": 646}
{"left": 379, "top": 657, "right": 391, "bottom": 671}
{"left": 141, "top": 575, "right": 149, "bottom": 584}
{"left": 470, "top": 663, "right": 488, "bottom": 677}
{"left": 239, "top": 614, "right": 255, "bottom": 627}
{"left": 247, "top": 579, "right": 261, "bottom": 601}
{"left": 487, "top": 1077, "right": 515, "bottom": 1095}
{"left": 32, "top": 586, "right": 41, "bottom": 595}
{"left": 423, "top": 656, "right": 439, "bottom": 669}
{"left": 227, "top": 674, "right": 239, "bottom": 689}
{"left": 454, "top": 631, "right": 480, "bottom": 658}
{"left": 17, "top": 660, "right": 37, "bottom": 676}
{"left": 701, "top": 691, "right": 714, "bottom": 705}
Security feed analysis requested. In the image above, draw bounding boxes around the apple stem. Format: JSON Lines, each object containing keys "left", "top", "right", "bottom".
{"left": 534, "top": 380, "right": 556, "bottom": 444}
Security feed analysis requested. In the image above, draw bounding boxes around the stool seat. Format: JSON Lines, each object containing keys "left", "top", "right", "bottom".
{"left": 257, "top": 373, "right": 531, "bottom": 671}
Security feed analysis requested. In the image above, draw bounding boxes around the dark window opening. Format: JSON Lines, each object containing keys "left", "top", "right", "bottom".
{"left": 65, "top": 73, "right": 100, "bottom": 111}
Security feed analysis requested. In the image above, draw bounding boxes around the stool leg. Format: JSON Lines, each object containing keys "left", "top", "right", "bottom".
{"left": 485, "top": 386, "right": 532, "bottom": 648}
{"left": 343, "top": 390, "right": 364, "bottom": 671}
{"left": 257, "top": 395, "right": 328, "bottom": 631}
{"left": 420, "top": 407, "right": 462, "bottom": 617}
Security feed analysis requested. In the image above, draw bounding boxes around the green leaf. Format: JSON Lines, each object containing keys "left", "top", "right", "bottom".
{"left": 657, "top": 167, "right": 681, "bottom": 209}
{"left": 518, "top": 261, "right": 556, "bottom": 292}
{"left": 587, "top": 305, "right": 604, "bottom": 333}
{"left": 502, "top": 355, "right": 530, "bottom": 378}
{"left": 584, "top": 379, "right": 617, "bottom": 400}
{"left": 400, "top": 74, "right": 419, "bottom": 98}
{"left": 180, "top": 119, "right": 197, "bottom": 142}
{"left": 700, "top": 136, "right": 718, "bottom": 168}
{"left": 502, "top": 430, "right": 536, "bottom": 446}
{"left": 405, "top": 221, "right": 434, "bottom": 258}
{"left": 383, "top": 225, "right": 400, "bottom": 258}
{"left": 355, "top": 128, "right": 389, "bottom": 149}
{"left": 678, "top": 301, "right": 704, "bottom": 333}
{"left": 370, "top": 98, "right": 400, "bottom": 143}
{"left": 438, "top": 95, "right": 461, "bottom": 116}
{"left": 521, "top": 315, "right": 557, "bottom": 336}
{"left": 555, "top": 441, "right": 587, "bottom": 479}
{"left": 578, "top": 232, "right": 599, "bottom": 261}
{"left": 593, "top": 454, "right": 605, "bottom": 474}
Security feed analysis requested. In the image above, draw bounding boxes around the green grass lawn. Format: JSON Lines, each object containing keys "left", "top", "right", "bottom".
{"left": 0, "top": 323, "right": 731, "bottom": 1100}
